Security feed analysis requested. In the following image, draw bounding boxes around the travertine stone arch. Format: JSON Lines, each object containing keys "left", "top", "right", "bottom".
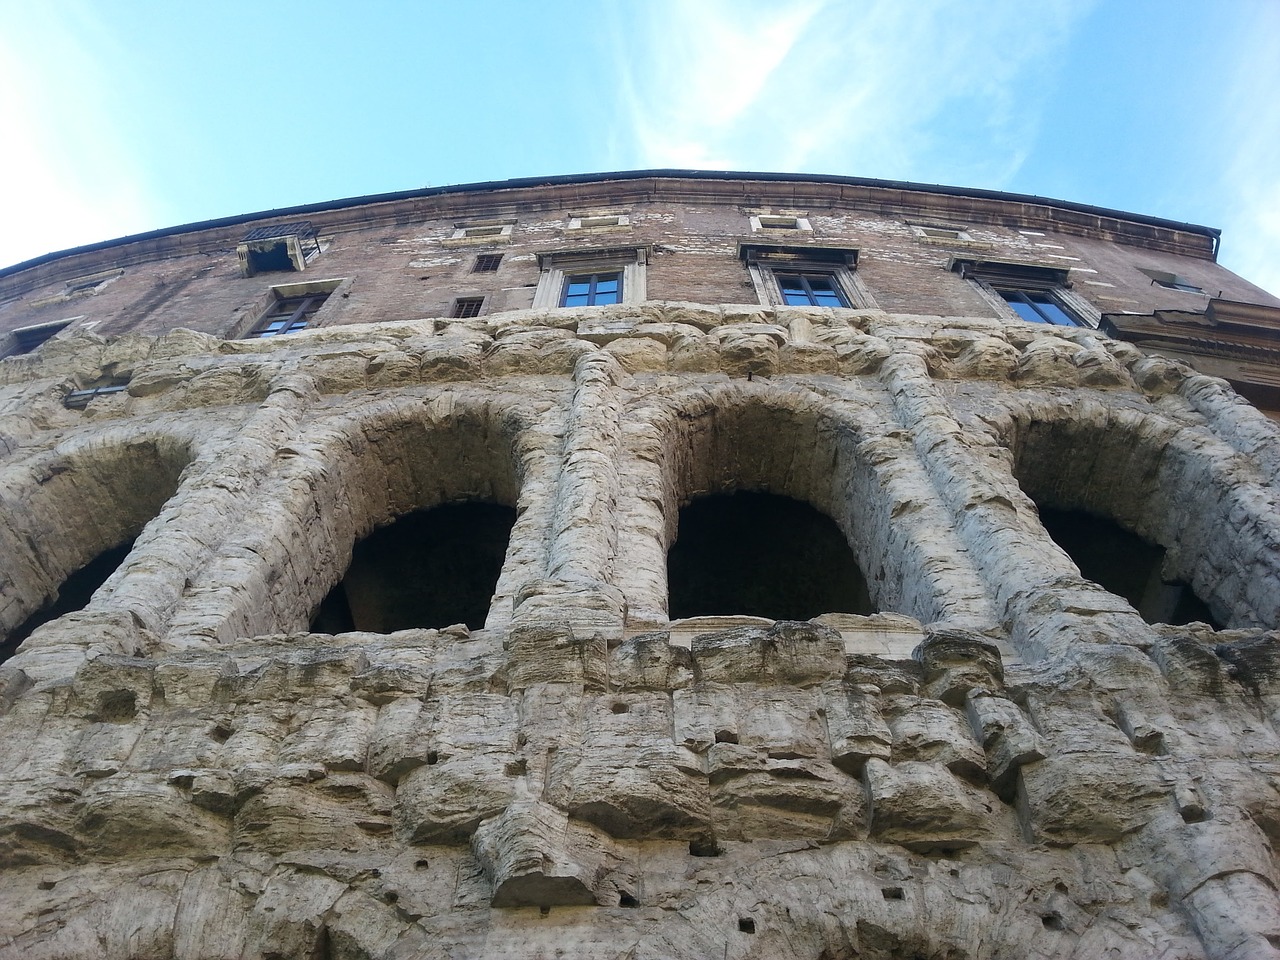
{"left": 0, "top": 424, "right": 199, "bottom": 651}
{"left": 992, "top": 395, "right": 1280, "bottom": 629}
{"left": 165, "top": 388, "right": 559, "bottom": 644}
{"left": 615, "top": 378, "right": 997, "bottom": 628}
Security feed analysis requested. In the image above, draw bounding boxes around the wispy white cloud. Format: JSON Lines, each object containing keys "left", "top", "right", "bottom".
{"left": 0, "top": 4, "right": 162, "bottom": 268}
{"left": 616, "top": 0, "right": 1088, "bottom": 188}
{"left": 1215, "top": 3, "right": 1280, "bottom": 298}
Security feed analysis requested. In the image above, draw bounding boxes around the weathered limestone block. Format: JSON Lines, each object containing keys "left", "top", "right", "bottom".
{"left": 950, "top": 335, "right": 1018, "bottom": 379}
{"left": 823, "top": 682, "right": 892, "bottom": 774}
{"left": 77, "top": 777, "right": 231, "bottom": 858}
{"left": 669, "top": 332, "right": 718, "bottom": 371}
{"left": 547, "top": 694, "right": 710, "bottom": 839}
{"left": 237, "top": 774, "right": 392, "bottom": 853}
{"left": 691, "top": 620, "right": 844, "bottom": 687}
{"left": 473, "top": 796, "right": 624, "bottom": 907}
{"left": 711, "top": 757, "right": 866, "bottom": 841}
{"left": 883, "top": 695, "right": 987, "bottom": 784}
{"left": 368, "top": 697, "right": 432, "bottom": 784}
{"left": 778, "top": 341, "right": 837, "bottom": 374}
{"left": 277, "top": 702, "right": 377, "bottom": 772}
{"left": 604, "top": 335, "right": 668, "bottom": 372}
{"left": 965, "top": 691, "right": 1045, "bottom": 800}
{"left": 505, "top": 621, "right": 608, "bottom": 690}
{"left": 863, "top": 758, "right": 999, "bottom": 851}
{"left": 416, "top": 338, "right": 483, "bottom": 381}
{"left": 718, "top": 333, "right": 779, "bottom": 377}
{"left": 251, "top": 867, "right": 348, "bottom": 960}
{"left": 484, "top": 332, "right": 591, "bottom": 376}
{"left": 914, "top": 627, "right": 1004, "bottom": 706}
{"left": 608, "top": 632, "right": 694, "bottom": 690}
{"left": 1017, "top": 752, "right": 1169, "bottom": 844}
{"left": 1014, "top": 336, "right": 1085, "bottom": 386}
{"left": 1070, "top": 338, "right": 1135, "bottom": 388}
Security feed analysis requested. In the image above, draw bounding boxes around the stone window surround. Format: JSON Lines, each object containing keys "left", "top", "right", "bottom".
{"left": 532, "top": 246, "right": 649, "bottom": 309}
{"left": 739, "top": 243, "right": 877, "bottom": 310}
{"left": 749, "top": 214, "right": 812, "bottom": 233}
{"left": 445, "top": 220, "right": 517, "bottom": 245}
{"left": 2, "top": 317, "right": 77, "bottom": 357}
{"left": 228, "top": 277, "right": 351, "bottom": 339}
{"left": 567, "top": 212, "right": 631, "bottom": 231}
{"left": 951, "top": 256, "right": 1101, "bottom": 328}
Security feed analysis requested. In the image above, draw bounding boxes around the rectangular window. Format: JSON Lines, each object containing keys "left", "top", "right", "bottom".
{"left": 562, "top": 272, "right": 622, "bottom": 307}
{"left": 997, "top": 289, "right": 1082, "bottom": 326}
{"left": 1139, "top": 268, "right": 1204, "bottom": 294}
{"left": 739, "top": 243, "right": 869, "bottom": 309}
{"left": 473, "top": 254, "right": 503, "bottom": 273}
{"left": 452, "top": 296, "right": 484, "bottom": 318}
{"left": 246, "top": 292, "right": 329, "bottom": 338}
{"left": 4, "top": 318, "right": 73, "bottom": 357}
{"left": 776, "top": 273, "right": 849, "bottom": 307}
{"left": 951, "top": 257, "right": 1098, "bottom": 328}
{"left": 236, "top": 221, "right": 321, "bottom": 277}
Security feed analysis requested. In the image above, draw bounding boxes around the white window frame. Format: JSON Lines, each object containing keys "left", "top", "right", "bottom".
{"left": 532, "top": 246, "right": 648, "bottom": 309}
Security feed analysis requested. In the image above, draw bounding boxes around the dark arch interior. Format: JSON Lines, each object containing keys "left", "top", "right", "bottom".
{"left": 1, "top": 540, "right": 135, "bottom": 663}
{"left": 1039, "top": 507, "right": 1219, "bottom": 628}
{"left": 311, "top": 501, "right": 516, "bottom": 634}
{"left": 667, "top": 491, "right": 873, "bottom": 620}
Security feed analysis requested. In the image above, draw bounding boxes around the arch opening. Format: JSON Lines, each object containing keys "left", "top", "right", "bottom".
{"left": 311, "top": 501, "right": 516, "bottom": 634}
{"left": 1005, "top": 412, "right": 1229, "bottom": 627}
{"left": 1038, "top": 507, "right": 1219, "bottom": 628}
{"left": 1, "top": 541, "right": 136, "bottom": 662}
{"left": 0, "top": 433, "right": 194, "bottom": 661}
{"left": 667, "top": 491, "right": 873, "bottom": 620}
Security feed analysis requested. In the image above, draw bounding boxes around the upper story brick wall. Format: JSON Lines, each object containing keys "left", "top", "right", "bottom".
{"left": 1, "top": 173, "right": 1273, "bottom": 345}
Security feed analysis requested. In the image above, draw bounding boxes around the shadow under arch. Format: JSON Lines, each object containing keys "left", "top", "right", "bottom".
{"left": 169, "top": 390, "right": 553, "bottom": 643}
{"left": 997, "top": 399, "right": 1280, "bottom": 629}
{"left": 0, "top": 427, "right": 197, "bottom": 662}
{"left": 617, "top": 380, "right": 995, "bottom": 627}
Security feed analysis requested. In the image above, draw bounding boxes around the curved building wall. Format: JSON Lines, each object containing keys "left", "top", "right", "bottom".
{"left": 1, "top": 174, "right": 1279, "bottom": 959}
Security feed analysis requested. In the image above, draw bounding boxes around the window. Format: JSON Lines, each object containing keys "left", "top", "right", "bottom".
{"left": 246, "top": 294, "right": 327, "bottom": 337}
{"left": 473, "top": 254, "right": 503, "bottom": 273}
{"left": 445, "top": 220, "right": 516, "bottom": 245}
{"left": 1139, "top": 268, "right": 1204, "bottom": 294}
{"left": 532, "top": 246, "right": 649, "bottom": 308}
{"left": 452, "top": 296, "right": 484, "bottom": 318}
{"left": 3, "top": 318, "right": 73, "bottom": 357}
{"left": 568, "top": 213, "right": 630, "bottom": 231}
{"left": 64, "top": 380, "right": 128, "bottom": 409}
{"left": 739, "top": 243, "right": 872, "bottom": 309}
{"left": 997, "top": 289, "right": 1081, "bottom": 326}
{"left": 952, "top": 257, "right": 1098, "bottom": 328}
{"left": 236, "top": 221, "right": 321, "bottom": 277}
{"left": 911, "top": 224, "right": 972, "bottom": 242}
{"left": 562, "top": 272, "right": 622, "bottom": 307}
{"left": 776, "top": 273, "right": 848, "bottom": 307}
{"left": 750, "top": 214, "right": 812, "bottom": 233}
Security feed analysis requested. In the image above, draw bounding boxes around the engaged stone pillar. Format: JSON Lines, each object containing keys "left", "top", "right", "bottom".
{"left": 878, "top": 352, "right": 1154, "bottom": 660}
{"left": 131, "top": 372, "right": 318, "bottom": 648}
{"left": 515, "top": 351, "right": 628, "bottom": 636}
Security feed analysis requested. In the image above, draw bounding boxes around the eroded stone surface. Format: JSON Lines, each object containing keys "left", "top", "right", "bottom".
{"left": 1, "top": 305, "right": 1280, "bottom": 959}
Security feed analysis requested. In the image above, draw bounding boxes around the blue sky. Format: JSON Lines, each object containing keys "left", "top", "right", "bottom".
{"left": 2, "top": 0, "right": 1278, "bottom": 295}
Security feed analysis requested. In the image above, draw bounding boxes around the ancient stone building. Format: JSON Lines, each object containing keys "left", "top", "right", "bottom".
{"left": 1, "top": 171, "right": 1280, "bottom": 959}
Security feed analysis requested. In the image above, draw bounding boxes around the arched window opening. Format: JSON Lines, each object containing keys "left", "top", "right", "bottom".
{"left": 312, "top": 502, "right": 516, "bottom": 634}
{"left": 1, "top": 540, "right": 136, "bottom": 663}
{"left": 667, "top": 491, "right": 873, "bottom": 621}
{"left": 1039, "top": 508, "right": 1220, "bottom": 628}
